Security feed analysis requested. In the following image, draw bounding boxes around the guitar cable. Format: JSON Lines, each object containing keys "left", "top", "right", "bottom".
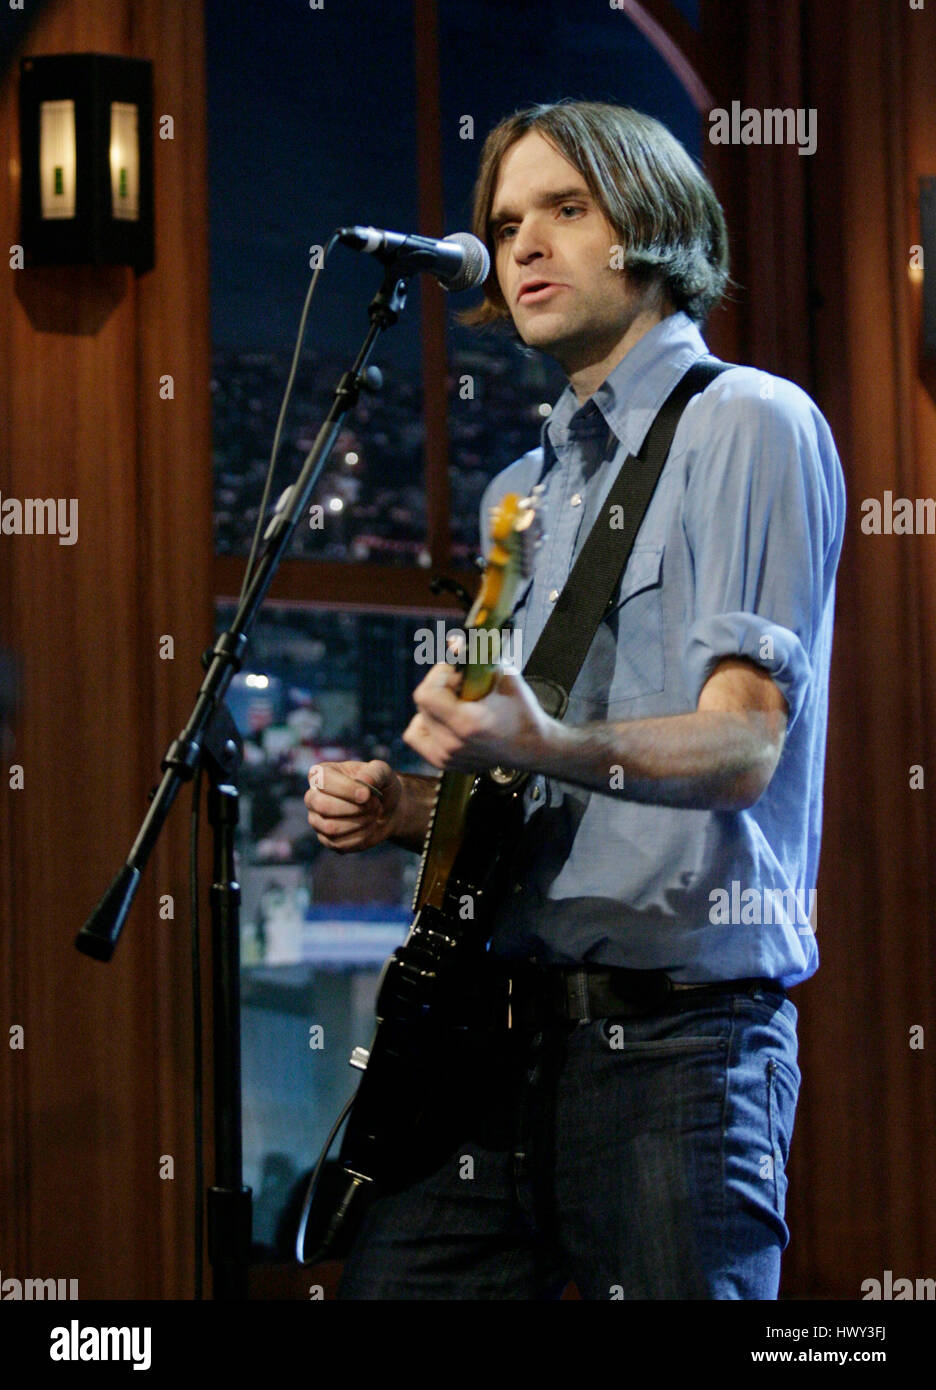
{"left": 294, "top": 1089, "right": 358, "bottom": 1265}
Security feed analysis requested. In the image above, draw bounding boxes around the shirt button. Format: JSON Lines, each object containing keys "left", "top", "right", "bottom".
{"left": 548, "top": 588, "right": 559, "bottom": 602}
{"left": 531, "top": 785, "right": 541, "bottom": 801}
{"left": 570, "top": 493, "right": 582, "bottom": 507}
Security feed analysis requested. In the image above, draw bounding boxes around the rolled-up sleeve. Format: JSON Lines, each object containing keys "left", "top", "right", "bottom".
{"left": 681, "top": 374, "right": 835, "bottom": 731}
{"left": 686, "top": 611, "right": 811, "bottom": 726}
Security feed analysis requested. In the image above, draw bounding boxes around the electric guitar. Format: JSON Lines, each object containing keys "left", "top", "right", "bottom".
{"left": 300, "top": 490, "right": 541, "bottom": 1261}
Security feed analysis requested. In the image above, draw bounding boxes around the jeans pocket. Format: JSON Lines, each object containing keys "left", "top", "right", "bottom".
{"left": 600, "top": 1017, "right": 729, "bottom": 1054}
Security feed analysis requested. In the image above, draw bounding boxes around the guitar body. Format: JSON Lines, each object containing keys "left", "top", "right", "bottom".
{"left": 302, "top": 493, "right": 541, "bottom": 1260}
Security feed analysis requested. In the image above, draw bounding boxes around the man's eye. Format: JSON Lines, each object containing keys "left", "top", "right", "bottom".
{"left": 497, "top": 225, "right": 517, "bottom": 241}
{"left": 559, "top": 204, "right": 583, "bottom": 218}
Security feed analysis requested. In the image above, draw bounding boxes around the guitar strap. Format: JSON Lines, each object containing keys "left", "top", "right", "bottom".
{"left": 520, "top": 355, "right": 731, "bottom": 719}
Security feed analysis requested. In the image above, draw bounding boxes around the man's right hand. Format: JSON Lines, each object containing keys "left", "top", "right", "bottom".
{"left": 304, "top": 760, "right": 403, "bottom": 853}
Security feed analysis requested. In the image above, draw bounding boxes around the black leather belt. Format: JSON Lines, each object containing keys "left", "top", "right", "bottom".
{"left": 481, "top": 961, "right": 784, "bottom": 1029}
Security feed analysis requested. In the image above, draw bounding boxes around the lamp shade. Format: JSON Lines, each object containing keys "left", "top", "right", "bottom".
{"left": 19, "top": 53, "right": 154, "bottom": 273}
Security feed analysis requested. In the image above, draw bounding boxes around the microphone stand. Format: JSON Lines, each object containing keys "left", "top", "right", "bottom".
{"left": 75, "top": 259, "right": 415, "bottom": 1299}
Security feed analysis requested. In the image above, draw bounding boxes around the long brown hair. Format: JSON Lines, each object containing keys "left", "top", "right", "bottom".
{"left": 459, "top": 100, "right": 729, "bottom": 329}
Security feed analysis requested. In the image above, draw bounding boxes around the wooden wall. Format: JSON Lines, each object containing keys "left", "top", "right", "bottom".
{"left": 0, "top": 0, "right": 213, "bottom": 1298}
{"left": 701, "top": 0, "right": 936, "bottom": 1297}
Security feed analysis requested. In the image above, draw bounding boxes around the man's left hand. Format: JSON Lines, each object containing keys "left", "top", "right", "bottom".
{"left": 403, "top": 662, "right": 554, "bottom": 772}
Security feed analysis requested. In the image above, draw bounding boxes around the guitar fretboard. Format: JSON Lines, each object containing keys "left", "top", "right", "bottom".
{"left": 411, "top": 773, "right": 444, "bottom": 913}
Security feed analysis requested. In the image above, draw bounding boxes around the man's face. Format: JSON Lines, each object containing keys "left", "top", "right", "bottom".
{"left": 489, "top": 130, "right": 654, "bottom": 373}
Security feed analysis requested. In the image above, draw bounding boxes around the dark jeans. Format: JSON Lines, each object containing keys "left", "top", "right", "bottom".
{"left": 338, "top": 983, "right": 800, "bottom": 1300}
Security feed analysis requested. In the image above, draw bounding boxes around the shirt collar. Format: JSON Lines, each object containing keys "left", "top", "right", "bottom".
{"left": 540, "top": 310, "right": 710, "bottom": 466}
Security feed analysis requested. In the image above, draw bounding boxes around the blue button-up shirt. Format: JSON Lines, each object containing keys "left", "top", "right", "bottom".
{"left": 478, "top": 311, "right": 846, "bottom": 987}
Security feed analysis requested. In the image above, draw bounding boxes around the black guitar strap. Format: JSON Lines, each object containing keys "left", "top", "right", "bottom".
{"left": 521, "top": 355, "right": 731, "bottom": 718}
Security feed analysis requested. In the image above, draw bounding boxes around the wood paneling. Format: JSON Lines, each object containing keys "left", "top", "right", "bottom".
{"left": 791, "top": 0, "right": 936, "bottom": 1297}
{"left": 0, "top": 0, "right": 213, "bottom": 1298}
{"left": 699, "top": 0, "right": 936, "bottom": 1297}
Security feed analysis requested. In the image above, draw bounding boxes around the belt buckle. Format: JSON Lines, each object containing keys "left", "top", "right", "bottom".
{"left": 605, "top": 967, "right": 672, "bottom": 1017}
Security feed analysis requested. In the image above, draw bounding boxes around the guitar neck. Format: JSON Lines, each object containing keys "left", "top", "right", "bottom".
{"left": 413, "top": 770, "right": 475, "bottom": 913}
{"left": 409, "top": 489, "right": 538, "bottom": 918}
{"left": 412, "top": 639, "right": 506, "bottom": 913}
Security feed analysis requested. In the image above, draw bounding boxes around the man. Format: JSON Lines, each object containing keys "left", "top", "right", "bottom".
{"left": 304, "top": 100, "right": 845, "bottom": 1299}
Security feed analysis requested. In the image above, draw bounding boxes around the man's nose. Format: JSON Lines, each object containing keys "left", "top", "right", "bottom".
{"left": 511, "top": 216, "right": 548, "bottom": 263}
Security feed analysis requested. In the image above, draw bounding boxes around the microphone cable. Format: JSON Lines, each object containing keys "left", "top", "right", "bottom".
{"left": 237, "top": 229, "right": 340, "bottom": 603}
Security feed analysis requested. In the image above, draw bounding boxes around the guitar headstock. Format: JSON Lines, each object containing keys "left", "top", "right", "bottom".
{"left": 469, "top": 488, "right": 543, "bottom": 633}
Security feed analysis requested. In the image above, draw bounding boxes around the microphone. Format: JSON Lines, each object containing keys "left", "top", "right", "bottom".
{"left": 337, "top": 226, "right": 489, "bottom": 292}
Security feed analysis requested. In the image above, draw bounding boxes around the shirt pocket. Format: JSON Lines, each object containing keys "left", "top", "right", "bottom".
{"left": 603, "top": 544, "right": 666, "bottom": 708}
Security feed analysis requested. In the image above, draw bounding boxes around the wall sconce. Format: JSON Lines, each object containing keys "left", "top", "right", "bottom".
{"left": 19, "top": 53, "right": 154, "bottom": 274}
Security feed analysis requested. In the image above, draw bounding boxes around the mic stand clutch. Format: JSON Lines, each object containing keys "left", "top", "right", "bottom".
{"left": 75, "top": 259, "right": 418, "bottom": 1299}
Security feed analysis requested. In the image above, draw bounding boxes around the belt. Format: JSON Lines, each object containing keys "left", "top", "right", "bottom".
{"left": 479, "top": 961, "right": 784, "bottom": 1029}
